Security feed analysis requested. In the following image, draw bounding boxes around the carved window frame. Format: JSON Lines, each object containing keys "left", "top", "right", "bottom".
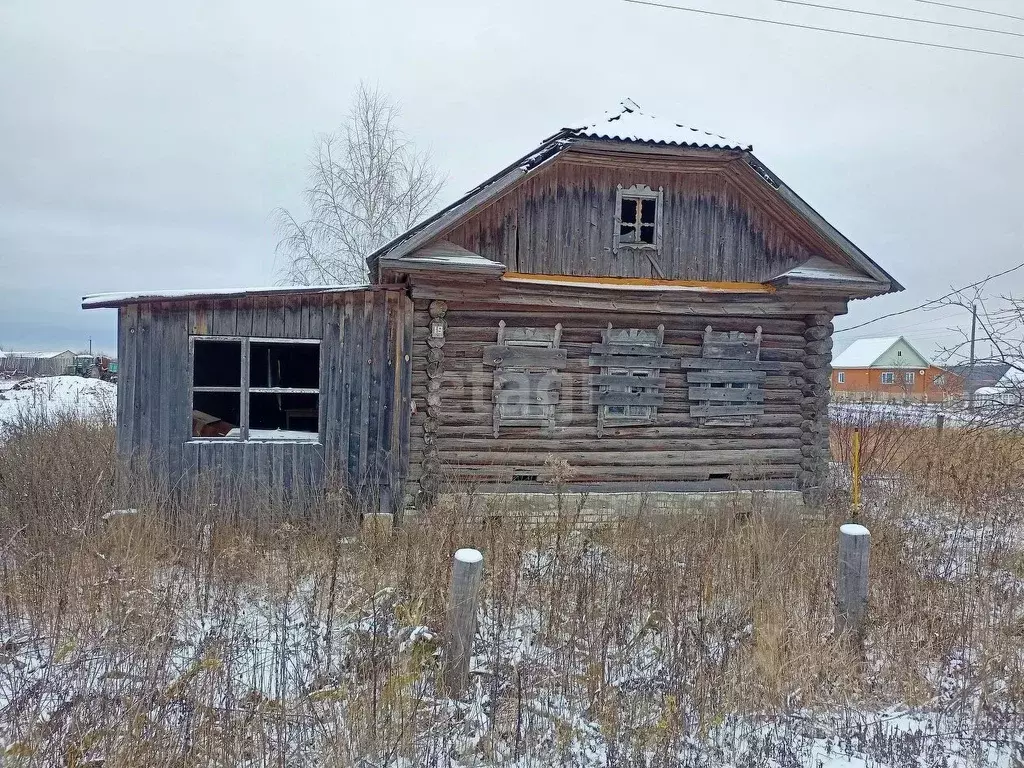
{"left": 614, "top": 184, "right": 664, "bottom": 253}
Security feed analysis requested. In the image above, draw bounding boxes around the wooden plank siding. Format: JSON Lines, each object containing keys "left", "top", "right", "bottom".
{"left": 408, "top": 296, "right": 821, "bottom": 493}
{"left": 442, "top": 156, "right": 816, "bottom": 283}
{"left": 114, "top": 289, "right": 413, "bottom": 508}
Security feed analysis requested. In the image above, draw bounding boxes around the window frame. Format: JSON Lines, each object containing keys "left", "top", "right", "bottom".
{"left": 903, "top": 371, "right": 916, "bottom": 385}
{"left": 613, "top": 184, "right": 664, "bottom": 253}
{"left": 188, "top": 335, "right": 322, "bottom": 443}
{"left": 836, "top": 371, "right": 845, "bottom": 384}
{"left": 880, "top": 371, "right": 895, "bottom": 385}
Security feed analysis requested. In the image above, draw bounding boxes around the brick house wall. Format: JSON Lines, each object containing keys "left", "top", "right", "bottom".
{"left": 831, "top": 364, "right": 950, "bottom": 401}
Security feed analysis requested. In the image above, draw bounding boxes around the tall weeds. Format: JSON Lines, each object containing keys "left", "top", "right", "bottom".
{"left": 0, "top": 417, "right": 1021, "bottom": 765}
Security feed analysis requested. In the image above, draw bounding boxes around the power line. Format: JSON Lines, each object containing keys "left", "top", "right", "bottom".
{"left": 910, "top": 0, "right": 1024, "bottom": 24}
{"left": 621, "top": 0, "right": 1024, "bottom": 60}
{"left": 835, "top": 261, "right": 1024, "bottom": 334}
{"left": 766, "top": 0, "right": 1024, "bottom": 38}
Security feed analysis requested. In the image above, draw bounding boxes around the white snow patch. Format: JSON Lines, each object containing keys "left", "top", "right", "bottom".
{"left": 840, "top": 523, "right": 870, "bottom": 537}
{"left": 0, "top": 376, "right": 115, "bottom": 429}
{"left": 454, "top": 548, "right": 483, "bottom": 564}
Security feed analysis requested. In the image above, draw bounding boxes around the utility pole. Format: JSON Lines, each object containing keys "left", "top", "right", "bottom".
{"left": 967, "top": 304, "right": 977, "bottom": 409}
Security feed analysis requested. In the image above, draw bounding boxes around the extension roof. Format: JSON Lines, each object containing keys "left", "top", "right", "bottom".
{"left": 369, "top": 101, "right": 902, "bottom": 296}
{"left": 832, "top": 336, "right": 929, "bottom": 368}
{"left": 944, "top": 361, "right": 1013, "bottom": 390}
{"left": 82, "top": 283, "right": 401, "bottom": 309}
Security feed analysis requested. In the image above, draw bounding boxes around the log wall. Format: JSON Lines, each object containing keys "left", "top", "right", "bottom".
{"left": 409, "top": 294, "right": 836, "bottom": 499}
{"left": 116, "top": 288, "right": 413, "bottom": 506}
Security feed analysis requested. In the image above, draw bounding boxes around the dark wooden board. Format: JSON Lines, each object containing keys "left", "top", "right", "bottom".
{"left": 591, "top": 391, "right": 665, "bottom": 407}
{"left": 689, "top": 386, "right": 765, "bottom": 403}
{"left": 690, "top": 404, "right": 766, "bottom": 417}
{"left": 588, "top": 354, "right": 677, "bottom": 369}
{"left": 687, "top": 370, "right": 766, "bottom": 384}
{"left": 483, "top": 346, "right": 568, "bottom": 368}
{"left": 678, "top": 358, "right": 783, "bottom": 371}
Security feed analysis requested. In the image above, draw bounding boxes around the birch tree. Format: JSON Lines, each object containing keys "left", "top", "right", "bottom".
{"left": 275, "top": 83, "right": 445, "bottom": 284}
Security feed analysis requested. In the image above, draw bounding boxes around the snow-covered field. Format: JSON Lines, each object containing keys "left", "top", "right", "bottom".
{"left": 0, "top": 375, "right": 115, "bottom": 429}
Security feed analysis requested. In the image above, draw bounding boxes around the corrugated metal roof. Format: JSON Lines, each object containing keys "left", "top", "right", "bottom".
{"left": 566, "top": 100, "right": 751, "bottom": 151}
{"left": 832, "top": 337, "right": 904, "bottom": 368}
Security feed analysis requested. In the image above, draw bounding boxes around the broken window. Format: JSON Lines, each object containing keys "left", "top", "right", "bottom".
{"left": 614, "top": 184, "right": 663, "bottom": 252}
{"left": 191, "top": 337, "right": 320, "bottom": 441}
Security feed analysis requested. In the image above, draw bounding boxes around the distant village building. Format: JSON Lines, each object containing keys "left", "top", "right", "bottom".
{"left": 942, "top": 362, "right": 1012, "bottom": 402}
{"left": 969, "top": 364, "right": 1024, "bottom": 407}
{"left": 831, "top": 336, "right": 947, "bottom": 402}
{"left": 0, "top": 350, "right": 75, "bottom": 377}
{"left": 84, "top": 102, "right": 901, "bottom": 511}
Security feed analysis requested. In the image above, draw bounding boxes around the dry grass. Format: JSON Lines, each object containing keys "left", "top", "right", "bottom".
{"left": 0, "top": 415, "right": 1022, "bottom": 765}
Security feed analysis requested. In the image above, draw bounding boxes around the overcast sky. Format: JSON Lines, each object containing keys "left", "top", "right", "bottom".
{"left": 2, "top": 0, "right": 1022, "bottom": 357}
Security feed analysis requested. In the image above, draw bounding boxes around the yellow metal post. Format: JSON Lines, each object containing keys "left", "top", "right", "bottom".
{"left": 851, "top": 428, "right": 861, "bottom": 511}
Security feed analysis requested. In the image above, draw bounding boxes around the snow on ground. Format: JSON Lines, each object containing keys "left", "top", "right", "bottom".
{"left": 830, "top": 399, "right": 1023, "bottom": 429}
{"left": 0, "top": 375, "right": 115, "bottom": 429}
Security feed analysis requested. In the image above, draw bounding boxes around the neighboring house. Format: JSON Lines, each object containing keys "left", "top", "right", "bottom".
{"left": 83, "top": 102, "right": 901, "bottom": 511}
{"left": 0, "top": 350, "right": 75, "bottom": 377}
{"left": 831, "top": 336, "right": 946, "bottom": 401}
{"left": 972, "top": 364, "right": 1024, "bottom": 407}
{"left": 941, "top": 361, "right": 1012, "bottom": 401}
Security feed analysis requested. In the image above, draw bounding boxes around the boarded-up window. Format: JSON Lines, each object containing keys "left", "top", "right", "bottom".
{"left": 191, "top": 336, "right": 320, "bottom": 441}
{"left": 482, "top": 322, "right": 565, "bottom": 436}
{"left": 687, "top": 326, "right": 765, "bottom": 427}
{"left": 589, "top": 324, "right": 666, "bottom": 436}
{"left": 614, "top": 184, "right": 663, "bottom": 253}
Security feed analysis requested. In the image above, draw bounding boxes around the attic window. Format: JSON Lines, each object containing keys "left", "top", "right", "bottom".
{"left": 614, "top": 184, "right": 663, "bottom": 252}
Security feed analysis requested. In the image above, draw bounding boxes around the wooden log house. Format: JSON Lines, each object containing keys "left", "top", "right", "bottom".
{"left": 84, "top": 102, "right": 901, "bottom": 512}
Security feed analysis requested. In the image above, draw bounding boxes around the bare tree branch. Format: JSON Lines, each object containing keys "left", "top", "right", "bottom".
{"left": 934, "top": 272, "right": 1024, "bottom": 412}
{"left": 274, "top": 83, "right": 446, "bottom": 285}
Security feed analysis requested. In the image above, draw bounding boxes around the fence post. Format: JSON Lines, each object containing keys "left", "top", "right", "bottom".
{"left": 851, "top": 428, "right": 861, "bottom": 512}
{"left": 936, "top": 413, "right": 944, "bottom": 436}
{"left": 444, "top": 548, "right": 483, "bottom": 696}
{"left": 836, "top": 523, "right": 870, "bottom": 642}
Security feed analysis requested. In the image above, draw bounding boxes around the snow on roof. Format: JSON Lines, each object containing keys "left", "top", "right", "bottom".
{"left": 82, "top": 283, "right": 397, "bottom": 309}
{"left": 4, "top": 350, "right": 73, "bottom": 359}
{"left": 565, "top": 100, "right": 750, "bottom": 151}
{"left": 832, "top": 337, "right": 903, "bottom": 368}
{"left": 387, "top": 241, "right": 505, "bottom": 274}
{"left": 771, "top": 256, "right": 876, "bottom": 284}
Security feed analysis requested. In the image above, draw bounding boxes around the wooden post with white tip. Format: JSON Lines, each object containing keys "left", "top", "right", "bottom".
{"left": 444, "top": 548, "right": 483, "bottom": 696}
{"left": 836, "top": 523, "right": 871, "bottom": 642}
